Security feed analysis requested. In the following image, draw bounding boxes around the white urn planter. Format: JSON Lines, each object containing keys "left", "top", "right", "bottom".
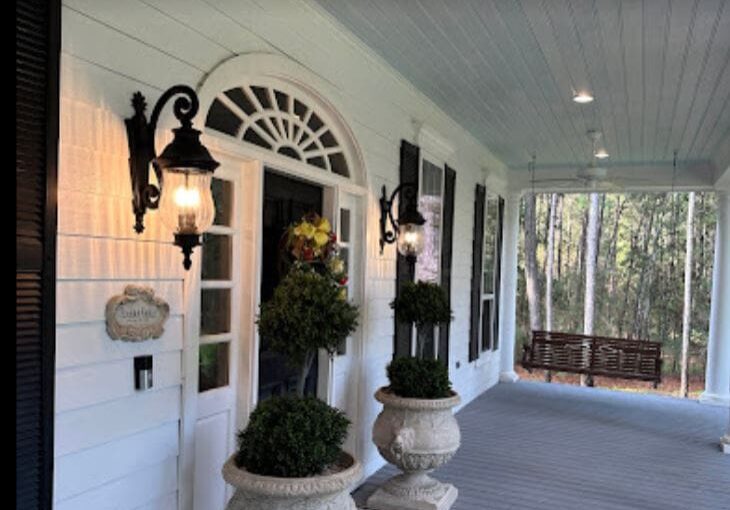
{"left": 368, "top": 387, "right": 461, "bottom": 510}
{"left": 222, "top": 451, "right": 362, "bottom": 510}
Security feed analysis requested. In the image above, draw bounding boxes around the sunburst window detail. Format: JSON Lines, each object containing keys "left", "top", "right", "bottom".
{"left": 205, "top": 85, "right": 350, "bottom": 177}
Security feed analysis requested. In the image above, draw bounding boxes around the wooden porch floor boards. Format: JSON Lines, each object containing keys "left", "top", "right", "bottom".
{"left": 354, "top": 381, "right": 730, "bottom": 510}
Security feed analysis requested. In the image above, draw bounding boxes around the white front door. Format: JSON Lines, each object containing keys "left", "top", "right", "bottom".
{"left": 180, "top": 156, "right": 250, "bottom": 510}
{"left": 326, "top": 191, "right": 364, "bottom": 457}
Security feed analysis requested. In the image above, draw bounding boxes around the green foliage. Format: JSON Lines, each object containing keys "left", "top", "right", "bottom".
{"left": 235, "top": 396, "right": 350, "bottom": 478}
{"left": 390, "top": 281, "right": 452, "bottom": 329}
{"left": 257, "top": 268, "right": 359, "bottom": 369}
{"left": 386, "top": 357, "right": 452, "bottom": 399}
{"left": 515, "top": 192, "right": 716, "bottom": 377}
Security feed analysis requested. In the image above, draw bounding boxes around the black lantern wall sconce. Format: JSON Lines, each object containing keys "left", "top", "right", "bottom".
{"left": 379, "top": 183, "right": 426, "bottom": 261}
{"left": 125, "top": 85, "right": 219, "bottom": 270}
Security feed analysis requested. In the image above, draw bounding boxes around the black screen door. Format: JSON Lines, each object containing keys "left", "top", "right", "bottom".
{"left": 258, "top": 170, "right": 323, "bottom": 400}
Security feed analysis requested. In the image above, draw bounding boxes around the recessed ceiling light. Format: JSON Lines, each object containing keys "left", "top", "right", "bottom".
{"left": 573, "top": 91, "right": 594, "bottom": 103}
{"left": 594, "top": 149, "right": 609, "bottom": 159}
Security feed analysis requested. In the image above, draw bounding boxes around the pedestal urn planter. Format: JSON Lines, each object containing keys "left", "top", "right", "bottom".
{"left": 368, "top": 387, "right": 461, "bottom": 510}
{"left": 222, "top": 451, "right": 362, "bottom": 510}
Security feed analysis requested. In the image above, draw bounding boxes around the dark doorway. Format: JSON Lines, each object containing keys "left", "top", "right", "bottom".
{"left": 258, "top": 170, "right": 323, "bottom": 401}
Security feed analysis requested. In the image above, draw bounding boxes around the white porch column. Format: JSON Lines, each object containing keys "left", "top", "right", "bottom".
{"left": 499, "top": 192, "right": 522, "bottom": 383}
{"left": 700, "top": 190, "right": 730, "bottom": 407}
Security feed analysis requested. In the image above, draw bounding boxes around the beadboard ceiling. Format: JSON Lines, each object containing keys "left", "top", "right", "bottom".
{"left": 315, "top": 0, "right": 730, "bottom": 177}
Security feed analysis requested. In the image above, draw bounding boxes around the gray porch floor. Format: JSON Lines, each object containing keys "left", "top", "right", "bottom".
{"left": 354, "top": 381, "right": 730, "bottom": 510}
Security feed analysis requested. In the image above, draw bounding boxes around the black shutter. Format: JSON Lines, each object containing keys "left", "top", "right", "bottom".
{"left": 438, "top": 166, "right": 456, "bottom": 365}
{"left": 17, "top": 1, "right": 60, "bottom": 509}
{"left": 492, "top": 197, "right": 505, "bottom": 350}
{"left": 393, "top": 140, "right": 420, "bottom": 359}
{"left": 469, "top": 185, "right": 486, "bottom": 362}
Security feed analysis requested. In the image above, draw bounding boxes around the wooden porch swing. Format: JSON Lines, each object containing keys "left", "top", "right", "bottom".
{"left": 522, "top": 330, "right": 663, "bottom": 388}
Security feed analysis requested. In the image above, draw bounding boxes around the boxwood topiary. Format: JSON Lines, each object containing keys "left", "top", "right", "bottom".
{"left": 257, "top": 267, "right": 359, "bottom": 395}
{"left": 386, "top": 357, "right": 452, "bottom": 399}
{"left": 390, "top": 280, "right": 452, "bottom": 359}
{"left": 390, "top": 281, "right": 452, "bottom": 329}
{"left": 235, "top": 395, "right": 350, "bottom": 478}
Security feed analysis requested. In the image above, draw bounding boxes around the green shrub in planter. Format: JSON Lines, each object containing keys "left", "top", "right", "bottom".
{"left": 236, "top": 395, "right": 350, "bottom": 478}
{"left": 258, "top": 268, "right": 359, "bottom": 395}
{"left": 386, "top": 357, "right": 452, "bottom": 399}
{"left": 390, "top": 281, "right": 452, "bottom": 359}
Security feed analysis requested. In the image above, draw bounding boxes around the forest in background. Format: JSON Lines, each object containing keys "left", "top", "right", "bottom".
{"left": 516, "top": 192, "right": 717, "bottom": 384}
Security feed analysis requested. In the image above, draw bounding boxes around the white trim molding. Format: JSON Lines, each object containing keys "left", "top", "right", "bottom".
{"left": 195, "top": 53, "right": 367, "bottom": 190}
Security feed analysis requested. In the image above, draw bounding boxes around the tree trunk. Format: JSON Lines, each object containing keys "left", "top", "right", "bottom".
{"left": 680, "top": 192, "right": 695, "bottom": 398}
{"left": 582, "top": 193, "right": 600, "bottom": 386}
{"left": 544, "top": 193, "right": 558, "bottom": 382}
{"left": 296, "top": 351, "right": 316, "bottom": 397}
{"left": 545, "top": 193, "right": 558, "bottom": 331}
{"left": 417, "top": 325, "right": 436, "bottom": 360}
{"left": 524, "top": 193, "right": 542, "bottom": 334}
{"left": 556, "top": 194, "right": 564, "bottom": 279}
{"left": 606, "top": 197, "right": 625, "bottom": 296}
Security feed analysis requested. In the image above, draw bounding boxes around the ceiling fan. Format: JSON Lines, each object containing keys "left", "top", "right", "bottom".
{"left": 528, "top": 130, "right": 657, "bottom": 191}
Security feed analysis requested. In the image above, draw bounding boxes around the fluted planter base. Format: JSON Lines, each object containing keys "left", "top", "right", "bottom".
{"left": 222, "top": 452, "right": 361, "bottom": 510}
{"left": 367, "top": 472, "right": 458, "bottom": 510}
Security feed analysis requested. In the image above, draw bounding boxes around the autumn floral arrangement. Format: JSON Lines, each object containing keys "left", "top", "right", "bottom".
{"left": 279, "top": 212, "right": 348, "bottom": 292}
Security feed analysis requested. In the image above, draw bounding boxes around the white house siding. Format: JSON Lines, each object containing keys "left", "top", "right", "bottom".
{"left": 55, "top": 1, "right": 510, "bottom": 509}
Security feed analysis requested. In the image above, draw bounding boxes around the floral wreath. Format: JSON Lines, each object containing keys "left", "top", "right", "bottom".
{"left": 279, "top": 213, "right": 348, "bottom": 292}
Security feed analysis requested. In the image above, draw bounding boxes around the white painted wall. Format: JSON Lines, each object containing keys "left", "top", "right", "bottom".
{"left": 56, "top": 1, "right": 510, "bottom": 509}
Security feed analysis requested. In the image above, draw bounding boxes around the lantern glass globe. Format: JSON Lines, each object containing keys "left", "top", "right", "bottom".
{"left": 159, "top": 168, "right": 215, "bottom": 235}
{"left": 396, "top": 222, "right": 425, "bottom": 258}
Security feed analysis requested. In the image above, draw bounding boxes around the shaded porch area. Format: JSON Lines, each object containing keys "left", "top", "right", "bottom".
{"left": 355, "top": 382, "right": 730, "bottom": 510}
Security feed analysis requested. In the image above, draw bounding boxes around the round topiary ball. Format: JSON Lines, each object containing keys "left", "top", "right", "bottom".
{"left": 235, "top": 396, "right": 350, "bottom": 478}
{"left": 386, "top": 357, "right": 453, "bottom": 399}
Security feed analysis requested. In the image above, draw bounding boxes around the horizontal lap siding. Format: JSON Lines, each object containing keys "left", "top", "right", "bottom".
{"left": 58, "top": 0, "right": 509, "bottom": 505}
{"left": 56, "top": 3, "right": 188, "bottom": 507}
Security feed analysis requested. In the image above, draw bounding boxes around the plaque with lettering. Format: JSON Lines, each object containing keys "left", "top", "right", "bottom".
{"left": 106, "top": 285, "right": 170, "bottom": 341}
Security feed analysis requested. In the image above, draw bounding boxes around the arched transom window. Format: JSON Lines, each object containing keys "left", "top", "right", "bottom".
{"left": 205, "top": 84, "right": 350, "bottom": 178}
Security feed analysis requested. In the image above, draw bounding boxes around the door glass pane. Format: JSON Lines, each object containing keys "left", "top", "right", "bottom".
{"left": 416, "top": 160, "right": 443, "bottom": 283}
{"left": 201, "top": 289, "right": 231, "bottom": 335}
{"left": 199, "top": 342, "right": 229, "bottom": 392}
{"left": 339, "top": 208, "right": 351, "bottom": 243}
{"left": 212, "top": 178, "right": 234, "bottom": 227}
{"left": 483, "top": 197, "right": 498, "bottom": 294}
{"left": 338, "top": 247, "right": 349, "bottom": 276}
{"left": 202, "top": 234, "right": 232, "bottom": 281}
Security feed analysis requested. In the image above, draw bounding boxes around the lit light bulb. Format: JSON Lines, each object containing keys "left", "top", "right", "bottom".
{"left": 174, "top": 185, "right": 201, "bottom": 207}
{"left": 159, "top": 169, "right": 215, "bottom": 235}
{"left": 397, "top": 222, "right": 425, "bottom": 258}
{"left": 573, "top": 91, "right": 594, "bottom": 104}
{"left": 594, "top": 149, "right": 609, "bottom": 159}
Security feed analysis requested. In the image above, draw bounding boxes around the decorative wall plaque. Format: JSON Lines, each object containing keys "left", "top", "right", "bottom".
{"left": 106, "top": 285, "right": 170, "bottom": 341}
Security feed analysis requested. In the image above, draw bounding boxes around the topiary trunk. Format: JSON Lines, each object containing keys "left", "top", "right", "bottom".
{"left": 416, "top": 324, "right": 436, "bottom": 360}
{"left": 296, "top": 351, "right": 317, "bottom": 397}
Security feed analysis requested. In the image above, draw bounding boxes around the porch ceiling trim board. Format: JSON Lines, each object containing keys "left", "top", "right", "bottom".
{"left": 509, "top": 160, "right": 717, "bottom": 193}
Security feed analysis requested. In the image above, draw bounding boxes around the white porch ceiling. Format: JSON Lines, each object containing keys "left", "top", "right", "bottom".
{"left": 314, "top": 0, "right": 730, "bottom": 182}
